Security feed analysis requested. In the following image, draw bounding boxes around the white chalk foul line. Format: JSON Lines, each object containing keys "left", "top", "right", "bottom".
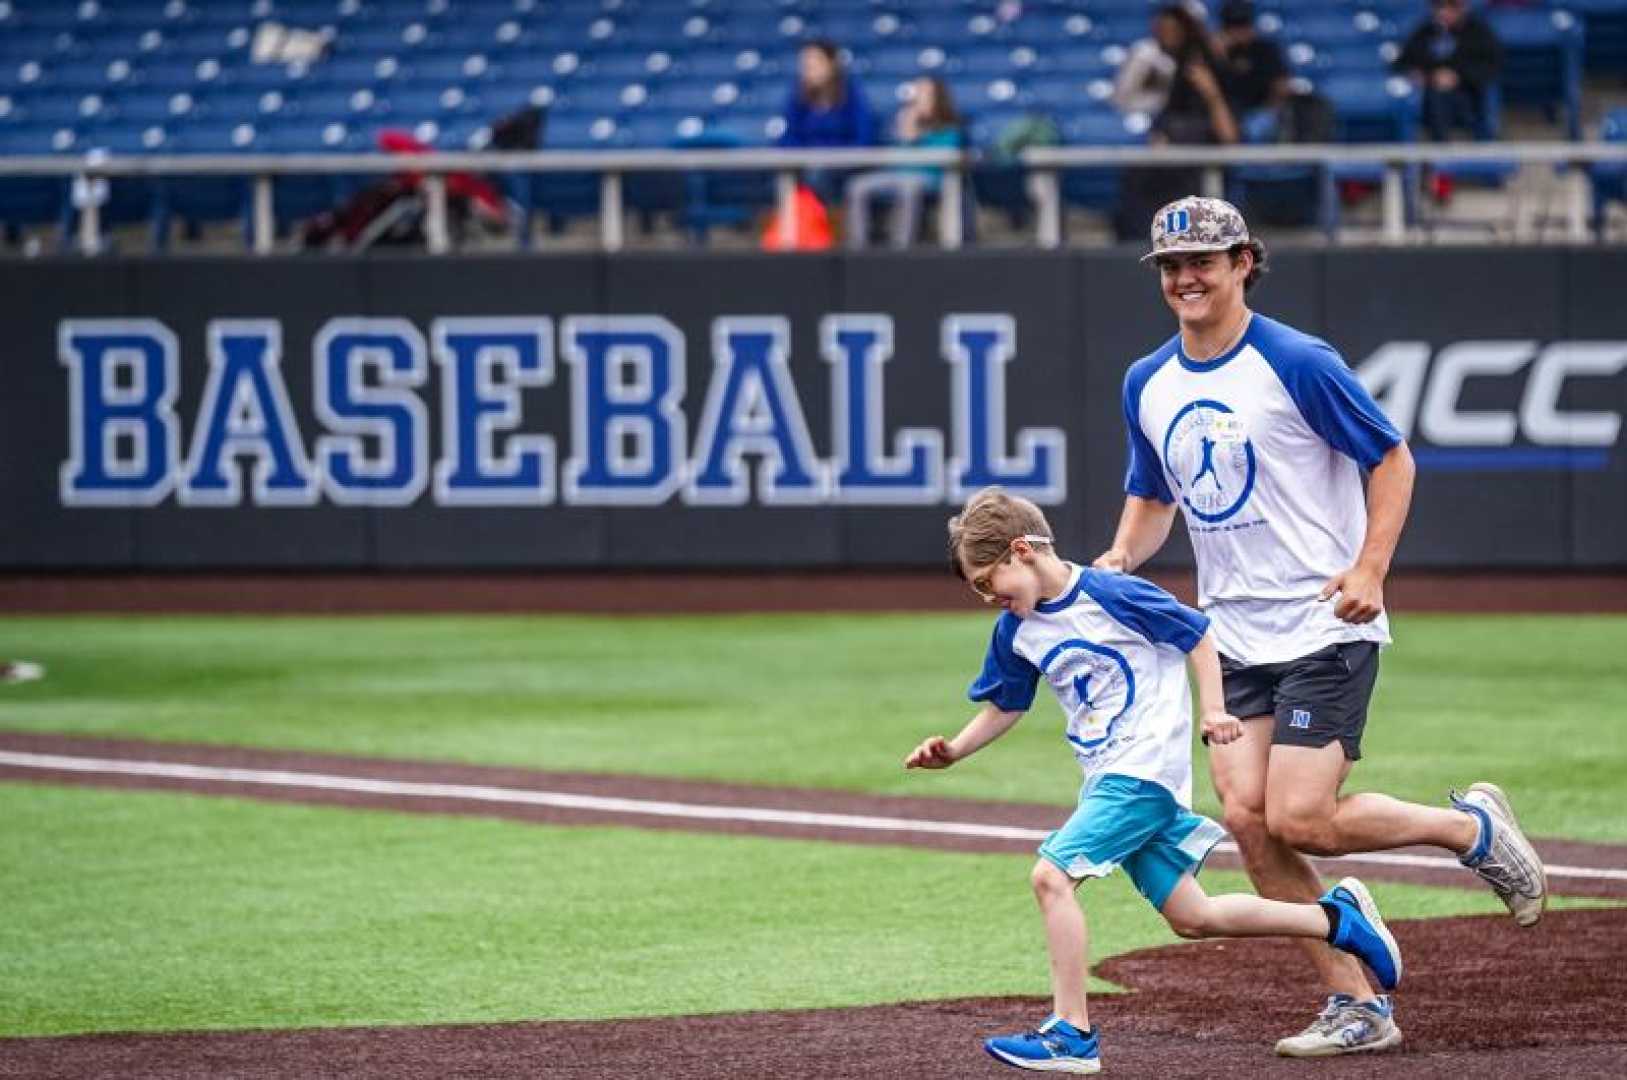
{"left": 3, "top": 749, "right": 1625, "bottom": 884}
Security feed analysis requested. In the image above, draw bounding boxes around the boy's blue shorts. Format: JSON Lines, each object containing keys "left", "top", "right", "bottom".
{"left": 1037, "top": 773, "right": 1226, "bottom": 911}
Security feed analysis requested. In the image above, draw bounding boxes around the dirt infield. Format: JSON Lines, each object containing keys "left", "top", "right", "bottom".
{"left": 2, "top": 569, "right": 1625, "bottom": 614}
{"left": 1, "top": 909, "right": 1621, "bottom": 1079}
{"left": 3, "top": 732, "right": 1624, "bottom": 1078}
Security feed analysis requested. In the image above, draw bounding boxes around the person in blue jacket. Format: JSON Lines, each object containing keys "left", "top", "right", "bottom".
{"left": 778, "top": 39, "right": 878, "bottom": 204}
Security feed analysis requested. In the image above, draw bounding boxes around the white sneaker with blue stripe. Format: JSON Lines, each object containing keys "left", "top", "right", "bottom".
{"left": 1452, "top": 781, "right": 1547, "bottom": 927}
{"left": 983, "top": 1015, "right": 1101, "bottom": 1074}
{"left": 1274, "top": 994, "right": 1403, "bottom": 1057}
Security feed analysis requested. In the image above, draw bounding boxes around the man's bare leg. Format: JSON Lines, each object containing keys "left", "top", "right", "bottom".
{"left": 1208, "top": 717, "right": 1374, "bottom": 1001}
{"left": 1264, "top": 743, "right": 1478, "bottom": 858}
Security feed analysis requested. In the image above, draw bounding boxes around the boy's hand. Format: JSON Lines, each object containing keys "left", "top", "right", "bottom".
{"left": 1200, "top": 709, "right": 1244, "bottom": 747}
{"left": 904, "top": 736, "right": 958, "bottom": 770}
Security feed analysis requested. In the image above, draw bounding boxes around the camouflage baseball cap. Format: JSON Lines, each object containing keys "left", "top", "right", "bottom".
{"left": 1140, "top": 196, "right": 1250, "bottom": 262}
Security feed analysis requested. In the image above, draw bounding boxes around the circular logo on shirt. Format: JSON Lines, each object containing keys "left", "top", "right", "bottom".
{"left": 1162, "top": 398, "right": 1257, "bottom": 523}
{"left": 1042, "top": 639, "right": 1137, "bottom": 752}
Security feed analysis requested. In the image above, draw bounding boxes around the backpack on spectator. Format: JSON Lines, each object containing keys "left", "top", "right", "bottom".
{"left": 990, "top": 114, "right": 1060, "bottom": 165}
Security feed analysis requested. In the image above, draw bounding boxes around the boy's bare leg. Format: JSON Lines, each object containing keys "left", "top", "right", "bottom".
{"left": 1265, "top": 743, "right": 1479, "bottom": 857}
{"left": 1159, "top": 874, "right": 1328, "bottom": 940}
{"left": 1209, "top": 718, "right": 1375, "bottom": 1001}
{"left": 1031, "top": 860, "right": 1090, "bottom": 1030}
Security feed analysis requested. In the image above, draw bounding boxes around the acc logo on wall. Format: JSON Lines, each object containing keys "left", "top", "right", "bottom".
{"left": 1357, "top": 341, "right": 1626, "bottom": 470}
{"left": 1161, "top": 399, "right": 1256, "bottom": 522}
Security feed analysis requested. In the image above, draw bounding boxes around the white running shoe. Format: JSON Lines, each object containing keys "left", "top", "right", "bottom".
{"left": 1452, "top": 781, "right": 1548, "bottom": 927}
{"left": 1274, "top": 995, "right": 1403, "bottom": 1058}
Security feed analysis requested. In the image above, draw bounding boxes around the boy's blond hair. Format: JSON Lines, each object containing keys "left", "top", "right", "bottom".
{"left": 946, "top": 486, "right": 1055, "bottom": 579}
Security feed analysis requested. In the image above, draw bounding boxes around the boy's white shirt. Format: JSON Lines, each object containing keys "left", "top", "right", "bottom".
{"left": 969, "top": 562, "right": 1210, "bottom": 807}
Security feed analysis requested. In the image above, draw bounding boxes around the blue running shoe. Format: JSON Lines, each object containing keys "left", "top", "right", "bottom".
{"left": 1319, "top": 876, "right": 1403, "bottom": 991}
{"left": 983, "top": 1016, "right": 1101, "bottom": 1074}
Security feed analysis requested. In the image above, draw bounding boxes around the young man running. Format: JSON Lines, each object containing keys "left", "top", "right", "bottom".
{"left": 1095, "top": 196, "right": 1547, "bottom": 1057}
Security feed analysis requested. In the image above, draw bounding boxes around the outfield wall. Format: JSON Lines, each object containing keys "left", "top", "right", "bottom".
{"left": 4, "top": 250, "right": 1624, "bottom": 570}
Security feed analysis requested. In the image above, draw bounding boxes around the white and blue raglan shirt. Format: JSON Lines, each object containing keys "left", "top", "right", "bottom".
{"left": 1122, "top": 314, "right": 1404, "bottom": 666}
{"left": 968, "top": 564, "right": 1211, "bottom": 806}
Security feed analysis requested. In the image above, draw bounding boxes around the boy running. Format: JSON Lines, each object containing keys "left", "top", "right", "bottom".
{"left": 905, "top": 487, "right": 1403, "bottom": 1075}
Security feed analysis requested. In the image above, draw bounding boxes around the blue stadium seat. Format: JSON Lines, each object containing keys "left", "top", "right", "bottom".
{"left": 915, "top": 10, "right": 1005, "bottom": 45}
{"left": 1272, "top": 12, "right": 1391, "bottom": 50}
{"left": 1427, "top": 82, "right": 1520, "bottom": 220}
{"left": 677, "top": 48, "right": 781, "bottom": 82}
{"left": 1486, "top": 8, "right": 1584, "bottom": 139}
{"left": 0, "top": 124, "right": 72, "bottom": 244}
{"left": 1093, "top": 14, "right": 1160, "bottom": 45}
{"left": 860, "top": 45, "right": 938, "bottom": 81}
{"left": 948, "top": 76, "right": 1027, "bottom": 114}
{"left": 584, "top": 50, "right": 679, "bottom": 83}
{"left": 1567, "top": 0, "right": 1627, "bottom": 75}
{"left": 164, "top": 121, "right": 260, "bottom": 234}
{"left": 303, "top": 54, "right": 409, "bottom": 89}
{"left": 6, "top": 92, "right": 102, "bottom": 128}
{"left": 699, "top": 110, "right": 781, "bottom": 147}
{"left": 1292, "top": 41, "right": 1393, "bottom": 76}
{"left": 1312, "top": 73, "right": 1420, "bottom": 229}
{"left": 650, "top": 78, "right": 739, "bottom": 114}
{"left": 509, "top": 110, "right": 621, "bottom": 239}
{"left": 1589, "top": 106, "right": 1627, "bottom": 237}
{"left": 194, "top": 86, "right": 291, "bottom": 124}
{"left": 0, "top": 29, "right": 62, "bottom": 63}
{"left": 670, "top": 126, "right": 775, "bottom": 244}
{"left": 75, "top": 124, "right": 172, "bottom": 245}
{"left": 383, "top": 83, "right": 483, "bottom": 123}
{"left": 1031, "top": 75, "right": 1118, "bottom": 113}
{"left": 1060, "top": 109, "right": 1147, "bottom": 216}
{"left": 113, "top": 89, "right": 196, "bottom": 125}
{"left": 957, "top": 44, "right": 1036, "bottom": 78}
{"left": 289, "top": 85, "right": 388, "bottom": 122}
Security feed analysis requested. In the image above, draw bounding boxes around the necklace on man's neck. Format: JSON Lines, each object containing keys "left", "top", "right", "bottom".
{"left": 1187, "top": 308, "right": 1251, "bottom": 363}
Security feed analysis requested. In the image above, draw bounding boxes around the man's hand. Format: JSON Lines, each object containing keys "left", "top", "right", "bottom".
{"left": 1093, "top": 549, "right": 1130, "bottom": 573}
{"left": 1319, "top": 564, "right": 1385, "bottom": 624}
{"left": 1200, "top": 709, "right": 1244, "bottom": 746}
{"left": 904, "top": 736, "right": 958, "bottom": 770}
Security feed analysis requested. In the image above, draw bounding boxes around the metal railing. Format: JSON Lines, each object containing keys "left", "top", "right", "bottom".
{"left": 2, "top": 141, "right": 1623, "bottom": 255}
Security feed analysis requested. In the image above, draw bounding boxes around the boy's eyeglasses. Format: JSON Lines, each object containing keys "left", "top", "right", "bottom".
{"left": 967, "top": 535, "right": 1053, "bottom": 601}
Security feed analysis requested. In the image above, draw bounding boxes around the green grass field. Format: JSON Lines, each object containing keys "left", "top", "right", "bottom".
{"left": 4, "top": 613, "right": 1625, "bottom": 837}
{"left": 1, "top": 613, "right": 1622, "bottom": 1037}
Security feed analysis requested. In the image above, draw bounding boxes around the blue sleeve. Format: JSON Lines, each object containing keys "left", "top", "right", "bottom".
{"left": 778, "top": 90, "right": 807, "bottom": 147}
{"left": 1081, "top": 570, "right": 1210, "bottom": 653}
{"left": 967, "top": 613, "right": 1040, "bottom": 712}
{"left": 1122, "top": 359, "right": 1175, "bottom": 503}
{"left": 849, "top": 81, "right": 878, "bottom": 146}
{"left": 1268, "top": 337, "right": 1403, "bottom": 469}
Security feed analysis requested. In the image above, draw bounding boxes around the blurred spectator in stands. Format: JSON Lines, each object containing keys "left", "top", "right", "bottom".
{"left": 1213, "top": 1, "right": 1291, "bottom": 117}
{"left": 845, "top": 77, "right": 965, "bottom": 250}
{"left": 1113, "top": 4, "right": 1239, "bottom": 145}
{"left": 1115, "top": 5, "right": 1239, "bottom": 242}
{"left": 1113, "top": 15, "right": 1179, "bottom": 116}
{"left": 779, "top": 40, "right": 879, "bottom": 205}
{"left": 1396, "top": 0, "right": 1504, "bottom": 142}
